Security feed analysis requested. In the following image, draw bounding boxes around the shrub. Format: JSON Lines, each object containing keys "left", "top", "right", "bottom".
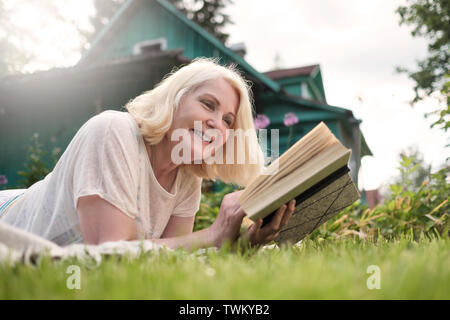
{"left": 309, "top": 154, "right": 449, "bottom": 241}
{"left": 193, "top": 154, "right": 449, "bottom": 242}
{"left": 16, "top": 133, "right": 61, "bottom": 188}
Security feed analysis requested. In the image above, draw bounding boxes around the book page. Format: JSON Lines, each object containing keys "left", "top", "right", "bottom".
{"left": 241, "top": 144, "right": 351, "bottom": 220}
{"left": 239, "top": 122, "right": 336, "bottom": 203}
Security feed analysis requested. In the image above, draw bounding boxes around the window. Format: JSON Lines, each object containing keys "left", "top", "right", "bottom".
{"left": 133, "top": 38, "right": 167, "bottom": 55}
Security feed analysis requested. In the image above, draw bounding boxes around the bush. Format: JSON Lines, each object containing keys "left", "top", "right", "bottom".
{"left": 16, "top": 133, "right": 61, "bottom": 188}
{"left": 309, "top": 154, "right": 449, "bottom": 241}
{"left": 193, "top": 154, "right": 449, "bottom": 242}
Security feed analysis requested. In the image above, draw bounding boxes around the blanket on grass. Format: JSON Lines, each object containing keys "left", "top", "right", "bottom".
{"left": 0, "top": 220, "right": 168, "bottom": 264}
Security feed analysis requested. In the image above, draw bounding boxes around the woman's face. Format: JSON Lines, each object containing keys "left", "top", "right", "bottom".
{"left": 168, "top": 77, "right": 240, "bottom": 163}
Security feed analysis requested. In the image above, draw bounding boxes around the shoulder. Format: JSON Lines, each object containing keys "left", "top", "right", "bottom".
{"left": 80, "top": 110, "right": 137, "bottom": 141}
{"left": 174, "top": 168, "right": 203, "bottom": 211}
{"left": 179, "top": 167, "right": 203, "bottom": 193}
{"left": 85, "top": 110, "right": 132, "bottom": 131}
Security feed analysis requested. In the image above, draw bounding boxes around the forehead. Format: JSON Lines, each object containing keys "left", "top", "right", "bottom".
{"left": 192, "top": 78, "right": 240, "bottom": 114}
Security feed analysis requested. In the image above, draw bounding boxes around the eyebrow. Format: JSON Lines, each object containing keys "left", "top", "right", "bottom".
{"left": 203, "top": 93, "right": 236, "bottom": 118}
{"left": 203, "top": 93, "right": 221, "bottom": 107}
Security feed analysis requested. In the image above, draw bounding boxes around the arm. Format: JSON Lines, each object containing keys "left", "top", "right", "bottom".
{"left": 76, "top": 192, "right": 245, "bottom": 250}
{"left": 77, "top": 191, "right": 295, "bottom": 250}
{"left": 157, "top": 215, "right": 215, "bottom": 250}
{"left": 77, "top": 195, "right": 214, "bottom": 249}
{"left": 154, "top": 191, "right": 297, "bottom": 250}
{"left": 77, "top": 195, "right": 137, "bottom": 244}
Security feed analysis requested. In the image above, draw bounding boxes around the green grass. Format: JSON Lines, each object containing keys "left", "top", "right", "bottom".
{"left": 1, "top": 236, "right": 449, "bottom": 299}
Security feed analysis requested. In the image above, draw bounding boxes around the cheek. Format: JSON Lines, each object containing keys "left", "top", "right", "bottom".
{"left": 225, "top": 129, "right": 232, "bottom": 141}
{"left": 178, "top": 99, "right": 206, "bottom": 122}
{"left": 175, "top": 100, "right": 194, "bottom": 124}
{"left": 214, "top": 129, "right": 230, "bottom": 147}
{"left": 220, "top": 130, "right": 229, "bottom": 147}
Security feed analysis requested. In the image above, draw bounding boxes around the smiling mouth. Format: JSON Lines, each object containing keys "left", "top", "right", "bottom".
{"left": 191, "top": 128, "right": 212, "bottom": 143}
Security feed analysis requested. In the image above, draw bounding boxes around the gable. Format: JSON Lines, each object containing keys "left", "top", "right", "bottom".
{"left": 264, "top": 65, "right": 327, "bottom": 102}
{"left": 79, "top": 0, "right": 280, "bottom": 92}
{"left": 97, "top": 1, "right": 217, "bottom": 62}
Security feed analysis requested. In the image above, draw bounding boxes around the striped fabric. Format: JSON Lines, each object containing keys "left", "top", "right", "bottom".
{"left": 0, "top": 190, "right": 26, "bottom": 219}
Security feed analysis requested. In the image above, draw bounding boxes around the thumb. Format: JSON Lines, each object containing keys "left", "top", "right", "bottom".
{"left": 233, "top": 206, "right": 247, "bottom": 220}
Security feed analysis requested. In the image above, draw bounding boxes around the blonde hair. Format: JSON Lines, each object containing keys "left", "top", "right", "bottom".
{"left": 125, "top": 57, "right": 265, "bottom": 187}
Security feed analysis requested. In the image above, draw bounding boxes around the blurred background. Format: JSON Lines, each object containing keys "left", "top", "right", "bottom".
{"left": 0, "top": 0, "right": 448, "bottom": 208}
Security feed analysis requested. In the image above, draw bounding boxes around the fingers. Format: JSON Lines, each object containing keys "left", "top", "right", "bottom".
{"left": 233, "top": 206, "right": 247, "bottom": 220}
{"left": 221, "top": 191, "right": 245, "bottom": 216}
{"left": 271, "top": 204, "right": 287, "bottom": 230}
{"left": 280, "top": 199, "right": 296, "bottom": 227}
{"left": 229, "top": 190, "right": 244, "bottom": 201}
{"left": 261, "top": 200, "right": 296, "bottom": 239}
{"left": 258, "top": 205, "right": 286, "bottom": 239}
{"left": 247, "top": 218, "right": 260, "bottom": 243}
{"left": 246, "top": 200, "right": 296, "bottom": 247}
{"left": 266, "top": 231, "right": 280, "bottom": 242}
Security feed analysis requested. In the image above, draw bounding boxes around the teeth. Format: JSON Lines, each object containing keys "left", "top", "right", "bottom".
{"left": 193, "top": 129, "right": 211, "bottom": 143}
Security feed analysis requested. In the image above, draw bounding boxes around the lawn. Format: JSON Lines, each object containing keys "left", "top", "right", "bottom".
{"left": 1, "top": 236, "right": 449, "bottom": 300}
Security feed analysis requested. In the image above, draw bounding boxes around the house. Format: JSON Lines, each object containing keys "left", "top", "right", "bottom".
{"left": 0, "top": 0, "right": 372, "bottom": 190}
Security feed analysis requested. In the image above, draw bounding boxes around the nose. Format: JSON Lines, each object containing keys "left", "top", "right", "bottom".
{"left": 205, "top": 118, "right": 216, "bottom": 129}
{"left": 205, "top": 114, "right": 225, "bottom": 131}
{"left": 206, "top": 115, "right": 227, "bottom": 143}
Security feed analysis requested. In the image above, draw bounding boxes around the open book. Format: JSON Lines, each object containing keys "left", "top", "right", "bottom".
{"left": 239, "top": 122, "right": 360, "bottom": 245}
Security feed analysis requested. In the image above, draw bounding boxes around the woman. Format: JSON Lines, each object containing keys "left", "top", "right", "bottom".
{"left": 0, "top": 58, "right": 295, "bottom": 250}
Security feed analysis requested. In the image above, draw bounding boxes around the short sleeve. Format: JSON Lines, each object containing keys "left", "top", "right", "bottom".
{"left": 72, "top": 111, "right": 139, "bottom": 219}
{"left": 171, "top": 173, "right": 202, "bottom": 218}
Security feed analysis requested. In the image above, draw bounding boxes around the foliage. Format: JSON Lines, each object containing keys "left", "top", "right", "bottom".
{"left": 0, "top": 0, "right": 34, "bottom": 77}
{"left": 80, "top": 0, "right": 125, "bottom": 53}
{"left": 169, "top": 0, "right": 233, "bottom": 44}
{"left": 16, "top": 133, "right": 61, "bottom": 188}
{"left": 383, "top": 146, "right": 433, "bottom": 197}
{"left": 193, "top": 153, "right": 449, "bottom": 242}
{"left": 396, "top": 0, "right": 450, "bottom": 131}
{"left": 309, "top": 154, "right": 449, "bottom": 242}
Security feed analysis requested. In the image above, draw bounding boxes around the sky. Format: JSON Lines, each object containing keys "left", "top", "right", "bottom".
{"left": 223, "top": 0, "right": 450, "bottom": 191}
{"left": 5, "top": 0, "right": 449, "bottom": 192}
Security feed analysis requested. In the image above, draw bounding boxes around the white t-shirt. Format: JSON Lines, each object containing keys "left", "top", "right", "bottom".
{"left": 2, "top": 110, "right": 202, "bottom": 246}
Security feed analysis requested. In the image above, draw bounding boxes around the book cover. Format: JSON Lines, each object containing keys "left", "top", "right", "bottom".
{"left": 273, "top": 168, "right": 360, "bottom": 244}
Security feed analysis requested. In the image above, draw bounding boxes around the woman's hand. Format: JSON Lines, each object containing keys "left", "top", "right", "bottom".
{"left": 208, "top": 190, "right": 296, "bottom": 249}
{"left": 208, "top": 190, "right": 247, "bottom": 247}
{"left": 246, "top": 199, "right": 296, "bottom": 247}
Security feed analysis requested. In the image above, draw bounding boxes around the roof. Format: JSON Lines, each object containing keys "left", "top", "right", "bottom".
{"left": 0, "top": 49, "right": 186, "bottom": 88}
{"left": 263, "top": 65, "right": 320, "bottom": 80}
{"left": 278, "top": 92, "right": 351, "bottom": 117}
{"left": 79, "top": 0, "right": 281, "bottom": 93}
{"left": 271, "top": 92, "right": 373, "bottom": 157}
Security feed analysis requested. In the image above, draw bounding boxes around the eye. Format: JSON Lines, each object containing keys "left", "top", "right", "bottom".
{"left": 224, "top": 117, "right": 233, "bottom": 128}
{"left": 202, "top": 100, "right": 214, "bottom": 110}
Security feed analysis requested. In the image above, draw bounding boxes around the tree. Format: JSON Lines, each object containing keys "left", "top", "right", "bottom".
{"left": 80, "top": 0, "right": 125, "bottom": 52}
{"left": 0, "top": 0, "right": 74, "bottom": 77}
{"left": 169, "top": 0, "right": 233, "bottom": 44}
{"left": 0, "top": 1, "right": 33, "bottom": 77}
{"left": 380, "top": 146, "right": 433, "bottom": 198}
{"left": 396, "top": 0, "right": 450, "bottom": 132}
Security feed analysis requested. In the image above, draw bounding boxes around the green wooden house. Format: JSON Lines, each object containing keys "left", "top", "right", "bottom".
{"left": 0, "top": 0, "right": 372, "bottom": 189}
